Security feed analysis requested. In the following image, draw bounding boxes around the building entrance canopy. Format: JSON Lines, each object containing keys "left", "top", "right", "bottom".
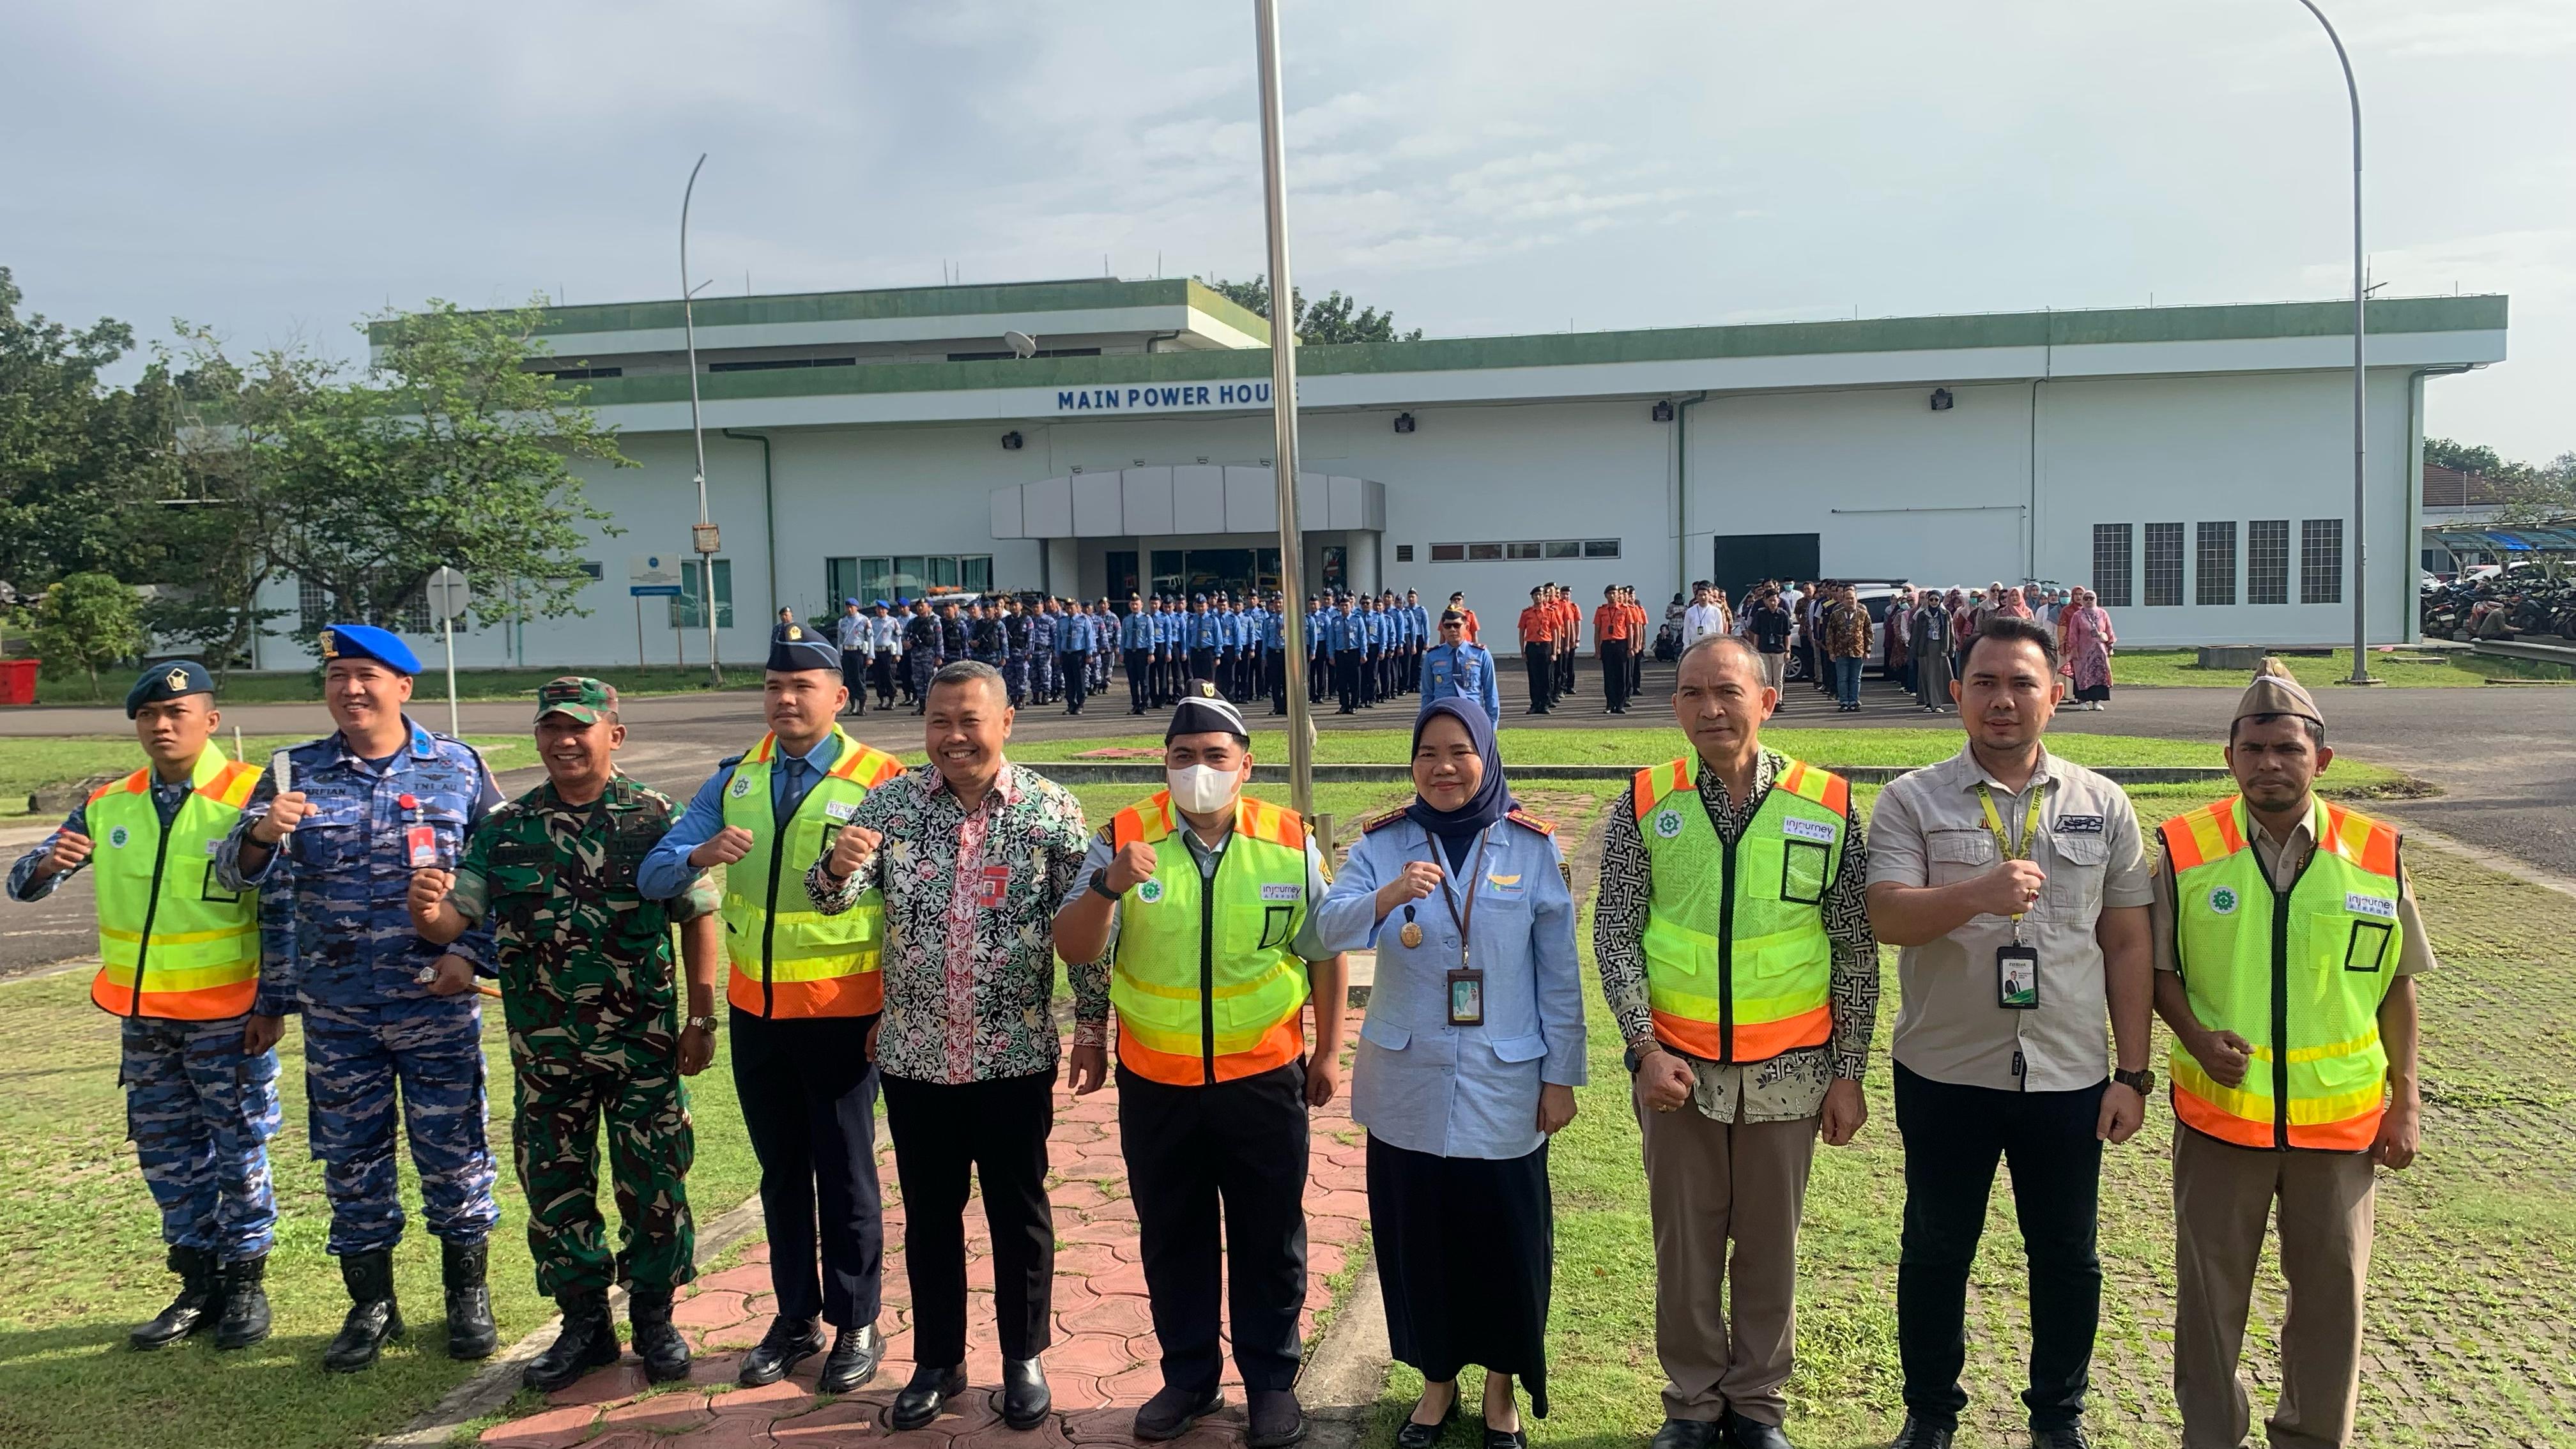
{"left": 989, "top": 465, "right": 1385, "bottom": 541}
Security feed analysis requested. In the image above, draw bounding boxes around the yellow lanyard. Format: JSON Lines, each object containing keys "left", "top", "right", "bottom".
{"left": 1975, "top": 781, "right": 2046, "bottom": 926}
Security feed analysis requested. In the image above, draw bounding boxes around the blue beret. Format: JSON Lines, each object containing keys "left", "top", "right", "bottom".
{"left": 767, "top": 627, "right": 840, "bottom": 674}
{"left": 843, "top": 597, "right": 860, "bottom": 607}
{"left": 126, "top": 659, "right": 214, "bottom": 717}
{"left": 318, "top": 623, "right": 420, "bottom": 675}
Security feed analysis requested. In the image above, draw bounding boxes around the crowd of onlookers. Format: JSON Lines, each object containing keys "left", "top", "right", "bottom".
{"left": 1664, "top": 578, "right": 2120, "bottom": 712}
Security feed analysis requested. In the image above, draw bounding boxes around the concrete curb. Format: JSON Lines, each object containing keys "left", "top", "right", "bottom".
{"left": 370, "top": 1192, "right": 770, "bottom": 1449}
{"left": 1295, "top": 1257, "right": 1392, "bottom": 1448}
{"left": 1030, "top": 761, "right": 2237, "bottom": 786}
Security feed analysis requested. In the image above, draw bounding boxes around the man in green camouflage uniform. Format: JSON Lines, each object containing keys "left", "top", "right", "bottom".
{"left": 410, "top": 677, "right": 721, "bottom": 1392}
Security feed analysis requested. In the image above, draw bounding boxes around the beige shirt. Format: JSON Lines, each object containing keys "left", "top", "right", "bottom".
{"left": 1869, "top": 746, "right": 2154, "bottom": 1092}
{"left": 2149, "top": 808, "right": 2436, "bottom": 979}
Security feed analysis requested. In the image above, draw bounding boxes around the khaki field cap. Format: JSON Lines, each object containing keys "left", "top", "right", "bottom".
{"left": 2233, "top": 657, "right": 2322, "bottom": 726}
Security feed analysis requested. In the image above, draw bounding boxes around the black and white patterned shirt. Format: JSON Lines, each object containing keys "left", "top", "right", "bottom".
{"left": 1593, "top": 748, "right": 1880, "bottom": 1123}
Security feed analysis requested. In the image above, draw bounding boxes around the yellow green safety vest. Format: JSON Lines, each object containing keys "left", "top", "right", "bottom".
{"left": 1632, "top": 754, "right": 1848, "bottom": 1063}
{"left": 1108, "top": 792, "right": 1314, "bottom": 1086}
{"left": 88, "top": 746, "right": 264, "bottom": 1020}
{"left": 719, "top": 729, "right": 906, "bottom": 1018}
{"left": 2161, "top": 795, "right": 2402, "bottom": 1152}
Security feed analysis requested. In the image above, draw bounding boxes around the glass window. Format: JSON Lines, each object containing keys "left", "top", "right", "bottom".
{"left": 2144, "top": 523, "right": 2184, "bottom": 607}
{"left": 1430, "top": 544, "right": 1465, "bottom": 562}
{"left": 960, "top": 555, "right": 992, "bottom": 593}
{"left": 2248, "top": 521, "right": 2289, "bottom": 605}
{"left": 298, "top": 577, "right": 329, "bottom": 634}
{"left": 1151, "top": 549, "right": 1186, "bottom": 597}
{"left": 1584, "top": 539, "right": 1622, "bottom": 558}
{"left": 859, "top": 558, "right": 893, "bottom": 602}
{"left": 1467, "top": 543, "right": 1505, "bottom": 561}
{"left": 670, "top": 558, "right": 734, "bottom": 629}
{"left": 825, "top": 557, "right": 859, "bottom": 605}
{"left": 1321, "top": 546, "right": 1347, "bottom": 590}
{"left": 2091, "top": 524, "right": 2133, "bottom": 608}
{"left": 578, "top": 560, "right": 606, "bottom": 581}
{"left": 2196, "top": 522, "right": 2237, "bottom": 606}
{"left": 891, "top": 556, "right": 926, "bottom": 598}
{"left": 1505, "top": 541, "right": 1542, "bottom": 559}
{"left": 2301, "top": 519, "right": 2343, "bottom": 604}
{"left": 929, "top": 556, "right": 960, "bottom": 589}
{"left": 1544, "top": 540, "right": 1581, "bottom": 558}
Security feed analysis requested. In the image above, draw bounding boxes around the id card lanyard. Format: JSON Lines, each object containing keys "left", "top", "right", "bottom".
{"left": 1422, "top": 828, "right": 1491, "bottom": 1026}
{"left": 1976, "top": 781, "right": 2045, "bottom": 1011}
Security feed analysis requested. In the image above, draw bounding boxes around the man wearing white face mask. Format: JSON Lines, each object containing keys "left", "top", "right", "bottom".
{"left": 1053, "top": 681, "right": 1348, "bottom": 1449}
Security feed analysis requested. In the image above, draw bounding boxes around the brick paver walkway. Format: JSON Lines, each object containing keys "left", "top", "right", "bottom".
{"left": 483, "top": 1017, "right": 1370, "bottom": 1449}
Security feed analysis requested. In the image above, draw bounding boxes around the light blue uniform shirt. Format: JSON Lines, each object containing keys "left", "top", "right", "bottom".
{"left": 1121, "top": 610, "right": 1151, "bottom": 650}
{"left": 1418, "top": 643, "right": 1501, "bottom": 723}
{"left": 1314, "top": 814, "right": 1588, "bottom": 1159}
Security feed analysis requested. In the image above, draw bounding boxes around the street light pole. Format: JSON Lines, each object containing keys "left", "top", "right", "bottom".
{"left": 1254, "top": 0, "right": 1315, "bottom": 820}
{"left": 680, "top": 152, "right": 723, "bottom": 687}
{"left": 2294, "top": 1, "right": 2375, "bottom": 684}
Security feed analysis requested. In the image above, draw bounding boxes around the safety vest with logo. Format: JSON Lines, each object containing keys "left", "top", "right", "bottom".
{"left": 719, "top": 729, "right": 906, "bottom": 1018}
{"left": 88, "top": 746, "right": 264, "bottom": 1020}
{"left": 2161, "top": 795, "right": 2402, "bottom": 1152}
{"left": 1108, "top": 791, "right": 1314, "bottom": 1086}
{"left": 1632, "top": 754, "right": 1849, "bottom": 1063}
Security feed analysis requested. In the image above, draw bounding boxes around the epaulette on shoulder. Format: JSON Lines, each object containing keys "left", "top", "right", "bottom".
{"left": 1506, "top": 807, "right": 1555, "bottom": 836}
{"left": 1362, "top": 806, "right": 1411, "bottom": 834}
{"left": 716, "top": 752, "right": 747, "bottom": 770}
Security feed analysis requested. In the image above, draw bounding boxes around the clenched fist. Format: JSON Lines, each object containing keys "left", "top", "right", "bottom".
{"left": 827, "top": 824, "right": 884, "bottom": 881}
{"left": 1374, "top": 859, "right": 1445, "bottom": 921}
{"left": 407, "top": 867, "right": 454, "bottom": 924}
{"left": 1101, "top": 842, "right": 1158, "bottom": 894}
{"left": 1968, "top": 858, "right": 2048, "bottom": 918}
{"left": 252, "top": 790, "right": 314, "bottom": 845}
{"left": 689, "top": 825, "right": 758, "bottom": 869}
{"left": 41, "top": 829, "right": 94, "bottom": 878}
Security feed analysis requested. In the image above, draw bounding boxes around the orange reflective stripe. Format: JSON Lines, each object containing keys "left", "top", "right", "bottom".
{"left": 1112, "top": 794, "right": 1174, "bottom": 849}
{"left": 2288, "top": 1108, "right": 2383, "bottom": 1152}
{"left": 92, "top": 767, "right": 149, "bottom": 803}
{"left": 1729, "top": 1003, "right": 1831, "bottom": 1061}
{"left": 2173, "top": 1084, "right": 2275, "bottom": 1149}
{"left": 1116, "top": 1014, "right": 1305, "bottom": 1086}
{"left": 1818, "top": 770, "right": 1850, "bottom": 816}
{"left": 726, "top": 963, "right": 880, "bottom": 1018}
{"left": 2160, "top": 815, "right": 2207, "bottom": 872}
{"left": 1633, "top": 758, "right": 1692, "bottom": 818}
{"left": 746, "top": 734, "right": 777, "bottom": 765}
{"left": 1632, "top": 767, "right": 1658, "bottom": 818}
{"left": 89, "top": 976, "right": 258, "bottom": 1021}
{"left": 828, "top": 741, "right": 905, "bottom": 786}
{"left": 1237, "top": 799, "right": 1306, "bottom": 851}
{"left": 1651, "top": 1008, "right": 1726, "bottom": 1060}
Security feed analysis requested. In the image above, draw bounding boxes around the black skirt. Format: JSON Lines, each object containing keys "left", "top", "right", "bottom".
{"left": 1365, "top": 1133, "right": 1556, "bottom": 1416}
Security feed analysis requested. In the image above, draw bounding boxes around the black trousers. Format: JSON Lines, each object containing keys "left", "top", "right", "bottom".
{"left": 839, "top": 651, "right": 869, "bottom": 713}
{"left": 1335, "top": 652, "right": 1360, "bottom": 712}
{"left": 869, "top": 654, "right": 896, "bottom": 707}
{"left": 1894, "top": 1061, "right": 2104, "bottom": 1432}
{"left": 1600, "top": 640, "right": 1632, "bottom": 712}
{"left": 1126, "top": 648, "right": 1153, "bottom": 712}
{"left": 1268, "top": 649, "right": 1289, "bottom": 712}
{"left": 1059, "top": 652, "right": 1089, "bottom": 713}
{"left": 1309, "top": 651, "right": 1330, "bottom": 702}
{"left": 729, "top": 1010, "right": 883, "bottom": 1328}
{"left": 882, "top": 1068, "right": 1057, "bottom": 1366}
{"left": 1120, "top": 1063, "right": 1310, "bottom": 1394}
{"left": 1523, "top": 642, "right": 1554, "bottom": 711}
{"left": 1188, "top": 646, "right": 1215, "bottom": 690}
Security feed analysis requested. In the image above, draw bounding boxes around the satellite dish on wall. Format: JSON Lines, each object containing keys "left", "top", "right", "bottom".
{"left": 1005, "top": 331, "right": 1038, "bottom": 359}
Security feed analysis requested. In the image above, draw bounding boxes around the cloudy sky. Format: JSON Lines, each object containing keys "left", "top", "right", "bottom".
{"left": 6, "top": 0, "right": 2567, "bottom": 459}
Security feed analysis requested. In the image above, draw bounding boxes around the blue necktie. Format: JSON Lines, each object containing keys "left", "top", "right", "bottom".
{"left": 775, "top": 758, "right": 809, "bottom": 824}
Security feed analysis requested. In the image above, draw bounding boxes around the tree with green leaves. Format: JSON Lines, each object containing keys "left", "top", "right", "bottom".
{"left": 31, "top": 571, "right": 144, "bottom": 698}
{"left": 0, "top": 267, "right": 185, "bottom": 592}
{"left": 2425, "top": 436, "right": 2576, "bottom": 526}
{"left": 188, "top": 297, "right": 631, "bottom": 643}
{"left": 1201, "top": 274, "right": 1425, "bottom": 345}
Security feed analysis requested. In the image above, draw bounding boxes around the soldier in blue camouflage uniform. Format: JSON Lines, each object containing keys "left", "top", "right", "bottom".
{"left": 8, "top": 661, "right": 291, "bottom": 1353}
{"left": 1000, "top": 597, "right": 1033, "bottom": 707}
{"left": 217, "top": 624, "right": 505, "bottom": 1373}
{"left": 1029, "top": 600, "right": 1061, "bottom": 705}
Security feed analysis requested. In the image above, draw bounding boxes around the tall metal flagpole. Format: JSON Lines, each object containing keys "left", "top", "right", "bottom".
{"left": 1254, "top": 0, "right": 1315, "bottom": 818}
{"left": 2294, "top": 1, "right": 2375, "bottom": 684}
{"left": 681, "top": 153, "right": 723, "bottom": 687}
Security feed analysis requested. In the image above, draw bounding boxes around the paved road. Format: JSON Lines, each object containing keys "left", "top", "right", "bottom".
{"left": 7, "top": 661, "right": 2568, "bottom": 979}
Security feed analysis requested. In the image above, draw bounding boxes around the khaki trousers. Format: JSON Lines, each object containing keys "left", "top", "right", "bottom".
{"left": 1635, "top": 1081, "right": 1818, "bottom": 1426}
{"left": 2172, "top": 1126, "right": 2377, "bottom": 1449}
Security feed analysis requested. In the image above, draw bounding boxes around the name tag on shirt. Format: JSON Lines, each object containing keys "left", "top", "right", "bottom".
{"left": 2055, "top": 814, "right": 2105, "bottom": 834}
{"left": 1260, "top": 882, "right": 1302, "bottom": 902}
{"left": 2345, "top": 891, "right": 2397, "bottom": 920}
{"left": 822, "top": 799, "right": 857, "bottom": 822}
{"left": 1782, "top": 816, "right": 1836, "bottom": 844}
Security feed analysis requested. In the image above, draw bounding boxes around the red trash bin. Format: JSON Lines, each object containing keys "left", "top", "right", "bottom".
{"left": 0, "top": 659, "right": 39, "bottom": 705}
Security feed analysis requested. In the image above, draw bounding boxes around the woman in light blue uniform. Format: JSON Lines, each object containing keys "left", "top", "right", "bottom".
{"left": 1314, "top": 698, "right": 1584, "bottom": 1449}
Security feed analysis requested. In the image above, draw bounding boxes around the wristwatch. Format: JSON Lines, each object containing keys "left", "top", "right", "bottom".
{"left": 1088, "top": 871, "right": 1122, "bottom": 901}
{"left": 1623, "top": 1041, "right": 1659, "bottom": 1075}
{"left": 2112, "top": 1066, "right": 2156, "bottom": 1095}
{"left": 686, "top": 1015, "right": 719, "bottom": 1033}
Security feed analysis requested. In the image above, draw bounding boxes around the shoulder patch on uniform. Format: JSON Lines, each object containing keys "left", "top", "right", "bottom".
{"left": 1506, "top": 808, "right": 1555, "bottom": 836}
{"left": 715, "top": 752, "right": 747, "bottom": 770}
{"left": 1362, "top": 806, "right": 1411, "bottom": 833}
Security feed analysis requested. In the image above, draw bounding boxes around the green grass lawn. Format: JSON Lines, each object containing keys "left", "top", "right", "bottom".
{"left": 0, "top": 970, "right": 763, "bottom": 1449}
{"left": 2110, "top": 647, "right": 2572, "bottom": 688}
{"left": 35, "top": 666, "right": 759, "bottom": 708}
{"left": 0, "top": 737, "right": 530, "bottom": 819}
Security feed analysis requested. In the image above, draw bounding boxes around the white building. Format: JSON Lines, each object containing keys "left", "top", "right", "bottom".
{"left": 257, "top": 278, "right": 2506, "bottom": 666}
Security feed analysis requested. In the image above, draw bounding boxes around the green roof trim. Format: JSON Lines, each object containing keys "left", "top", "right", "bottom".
{"left": 371, "top": 277, "right": 1271, "bottom": 344}
{"left": 545, "top": 294, "right": 2504, "bottom": 411}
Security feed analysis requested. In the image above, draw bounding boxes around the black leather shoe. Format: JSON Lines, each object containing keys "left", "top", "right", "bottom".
{"left": 2028, "top": 1427, "right": 2092, "bottom": 1449}
{"left": 1248, "top": 1389, "right": 1307, "bottom": 1448}
{"left": 1393, "top": 1390, "right": 1457, "bottom": 1449}
{"left": 1724, "top": 1412, "right": 1795, "bottom": 1449}
{"left": 1651, "top": 1422, "right": 1721, "bottom": 1449}
{"left": 889, "top": 1361, "right": 969, "bottom": 1430}
{"left": 736, "top": 1315, "right": 827, "bottom": 1387}
{"left": 1135, "top": 1383, "right": 1225, "bottom": 1441}
{"left": 524, "top": 1290, "right": 622, "bottom": 1393}
{"left": 132, "top": 1245, "right": 217, "bottom": 1349}
{"left": 629, "top": 1289, "right": 692, "bottom": 1383}
{"left": 323, "top": 1248, "right": 404, "bottom": 1372}
{"left": 1886, "top": 1417, "right": 1954, "bottom": 1449}
{"left": 212, "top": 1253, "right": 272, "bottom": 1349}
{"left": 816, "top": 1322, "right": 882, "bottom": 1395}
{"left": 998, "top": 1356, "right": 1050, "bottom": 1429}
{"left": 441, "top": 1238, "right": 497, "bottom": 1360}
{"left": 1480, "top": 1429, "right": 1525, "bottom": 1449}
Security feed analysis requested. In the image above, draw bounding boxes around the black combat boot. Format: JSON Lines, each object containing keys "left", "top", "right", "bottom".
{"left": 443, "top": 1238, "right": 498, "bottom": 1360}
{"left": 212, "top": 1253, "right": 273, "bottom": 1349}
{"left": 629, "top": 1288, "right": 693, "bottom": 1384}
{"left": 323, "top": 1248, "right": 403, "bottom": 1372}
{"left": 523, "top": 1289, "right": 622, "bottom": 1393}
{"left": 131, "top": 1245, "right": 217, "bottom": 1349}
